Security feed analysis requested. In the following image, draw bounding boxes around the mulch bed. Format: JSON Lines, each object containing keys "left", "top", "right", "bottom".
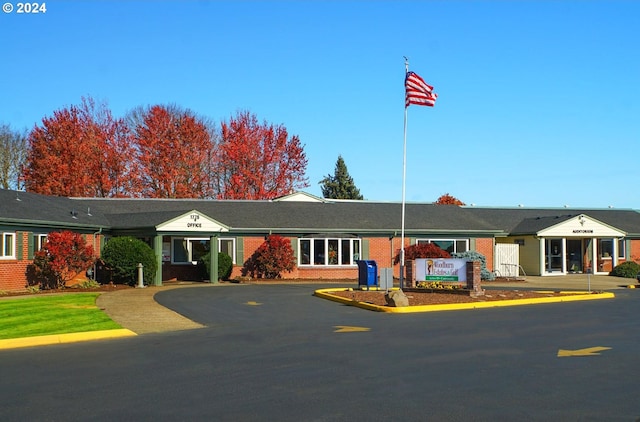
{"left": 0, "top": 284, "right": 133, "bottom": 298}
{"left": 328, "top": 289, "right": 577, "bottom": 307}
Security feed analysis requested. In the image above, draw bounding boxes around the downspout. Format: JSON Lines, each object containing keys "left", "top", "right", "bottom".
{"left": 92, "top": 228, "right": 103, "bottom": 281}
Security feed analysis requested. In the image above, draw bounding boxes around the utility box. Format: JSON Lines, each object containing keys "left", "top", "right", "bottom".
{"left": 356, "top": 260, "right": 378, "bottom": 290}
{"left": 380, "top": 268, "right": 394, "bottom": 291}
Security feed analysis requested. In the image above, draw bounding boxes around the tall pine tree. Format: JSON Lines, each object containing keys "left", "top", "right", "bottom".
{"left": 319, "top": 155, "right": 363, "bottom": 199}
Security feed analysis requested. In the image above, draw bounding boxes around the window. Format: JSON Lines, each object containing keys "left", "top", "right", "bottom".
{"left": 618, "top": 239, "right": 626, "bottom": 259}
{"left": 597, "top": 238, "right": 614, "bottom": 259}
{"left": 172, "top": 237, "right": 236, "bottom": 264}
{"left": 34, "top": 234, "right": 47, "bottom": 252}
{"left": 1, "top": 233, "right": 15, "bottom": 259}
{"left": 299, "top": 237, "right": 361, "bottom": 266}
{"left": 416, "top": 239, "right": 469, "bottom": 254}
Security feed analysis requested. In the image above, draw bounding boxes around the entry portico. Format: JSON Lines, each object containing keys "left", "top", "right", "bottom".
{"left": 504, "top": 214, "right": 626, "bottom": 276}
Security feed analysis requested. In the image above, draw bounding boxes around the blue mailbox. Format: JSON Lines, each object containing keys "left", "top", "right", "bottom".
{"left": 356, "top": 260, "right": 378, "bottom": 290}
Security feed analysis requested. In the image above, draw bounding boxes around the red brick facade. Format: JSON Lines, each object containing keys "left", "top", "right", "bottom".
{"left": 0, "top": 231, "right": 101, "bottom": 291}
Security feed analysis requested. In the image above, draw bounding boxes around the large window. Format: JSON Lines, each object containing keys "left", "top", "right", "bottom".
{"left": 416, "top": 239, "right": 469, "bottom": 254}
{"left": 172, "top": 237, "right": 236, "bottom": 264}
{"left": 299, "top": 237, "right": 361, "bottom": 266}
{"left": 1, "top": 232, "right": 15, "bottom": 259}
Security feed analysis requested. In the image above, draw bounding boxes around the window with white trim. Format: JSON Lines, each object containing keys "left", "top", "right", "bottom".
{"left": 298, "top": 237, "right": 361, "bottom": 266}
{"left": 34, "top": 234, "right": 47, "bottom": 252}
{"left": 172, "top": 237, "right": 236, "bottom": 264}
{"left": 1, "top": 232, "right": 15, "bottom": 259}
{"left": 416, "top": 239, "right": 469, "bottom": 254}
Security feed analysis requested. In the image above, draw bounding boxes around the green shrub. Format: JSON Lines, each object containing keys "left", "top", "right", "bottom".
{"left": 452, "top": 251, "right": 495, "bottom": 281}
{"left": 101, "top": 237, "right": 157, "bottom": 285}
{"left": 199, "top": 252, "right": 233, "bottom": 281}
{"left": 77, "top": 279, "right": 101, "bottom": 289}
{"left": 609, "top": 261, "right": 640, "bottom": 278}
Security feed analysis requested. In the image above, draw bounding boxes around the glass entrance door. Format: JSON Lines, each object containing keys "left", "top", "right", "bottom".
{"left": 566, "top": 239, "right": 583, "bottom": 273}
{"left": 545, "top": 238, "right": 563, "bottom": 273}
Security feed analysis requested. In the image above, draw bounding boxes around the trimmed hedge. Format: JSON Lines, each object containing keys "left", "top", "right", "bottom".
{"left": 199, "top": 252, "right": 233, "bottom": 281}
{"left": 101, "top": 237, "right": 157, "bottom": 285}
{"left": 609, "top": 261, "right": 640, "bottom": 279}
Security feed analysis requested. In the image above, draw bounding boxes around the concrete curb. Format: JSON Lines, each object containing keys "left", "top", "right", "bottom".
{"left": 0, "top": 329, "right": 137, "bottom": 350}
{"left": 314, "top": 288, "right": 616, "bottom": 314}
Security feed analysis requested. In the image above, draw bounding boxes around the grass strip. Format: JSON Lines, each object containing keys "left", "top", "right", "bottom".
{"left": 0, "top": 294, "right": 121, "bottom": 340}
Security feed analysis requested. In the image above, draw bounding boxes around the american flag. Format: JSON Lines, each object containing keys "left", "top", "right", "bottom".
{"left": 405, "top": 71, "right": 437, "bottom": 107}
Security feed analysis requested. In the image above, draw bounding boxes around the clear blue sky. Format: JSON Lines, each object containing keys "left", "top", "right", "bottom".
{"left": 2, "top": 1, "right": 639, "bottom": 208}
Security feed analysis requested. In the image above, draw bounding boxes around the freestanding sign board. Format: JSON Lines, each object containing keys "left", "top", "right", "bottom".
{"left": 415, "top": 258, "right": 467, "bottom": 282}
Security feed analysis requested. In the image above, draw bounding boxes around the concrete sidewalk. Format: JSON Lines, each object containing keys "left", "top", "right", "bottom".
{"left": 95, "top": 282, "right": 217, "bottom": 335}
{"left": 485, "top": 274, "right": 635, "bottom": 291}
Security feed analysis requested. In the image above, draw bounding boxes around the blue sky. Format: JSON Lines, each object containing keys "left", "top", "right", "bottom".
{"left": 2, "top": 1, "right": 639, "bottom": 208}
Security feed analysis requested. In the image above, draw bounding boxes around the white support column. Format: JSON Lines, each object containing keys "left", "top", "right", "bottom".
{"left": 539, "top": 237, "right": 546, "bottom": 276}
{"left": 561, "top": 238, "right": 567, "bottom": 274}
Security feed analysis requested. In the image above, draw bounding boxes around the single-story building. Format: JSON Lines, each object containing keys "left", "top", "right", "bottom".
{"left": 1, "top": 189, "right": 639, "bottom": 290}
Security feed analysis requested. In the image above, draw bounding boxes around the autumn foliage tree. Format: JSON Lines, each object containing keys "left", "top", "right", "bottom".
{"left": 217, "top": 111, "right": 308, "bottom": 199}
{"left": 24, "top": 97, "right": 138, "bottom": 197}
{"left": 130, "top": 105, "right": 214, "bottom": 198}
{"left": 435, "top": 193, "right": 465, "bottom": 205}
{"left": 242, "top": 235, "right": 296, "bottom": 278}
{"left": 22, "top": 99, "right": 310, "bottom": 200}
{"left": 30, "top": 231, "right": 95, "bottom": 289}
{"left": 394, "top": 242, "right": 450, "bottom": 264}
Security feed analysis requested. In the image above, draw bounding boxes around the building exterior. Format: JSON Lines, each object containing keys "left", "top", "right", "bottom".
{"left": 1, "top": 189, "right": 639, "bottom": 290}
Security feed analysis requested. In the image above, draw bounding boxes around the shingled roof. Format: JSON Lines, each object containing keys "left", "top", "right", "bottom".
{"left": 2, "top": 189, "right": 640, "bottom": 237}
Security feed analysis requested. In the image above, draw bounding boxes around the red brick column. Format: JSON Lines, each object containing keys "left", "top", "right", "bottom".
{"left": 466, "top": 261, "right": 484, "bottom": 297}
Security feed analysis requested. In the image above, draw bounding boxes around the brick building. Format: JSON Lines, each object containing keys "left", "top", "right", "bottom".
{"left": 1, "top": 189, "right": 640, "bottom": 290}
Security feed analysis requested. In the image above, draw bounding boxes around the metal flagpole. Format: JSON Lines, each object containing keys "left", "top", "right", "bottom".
{"left": 399, "top": 57, "right": 409, "bottom": 289}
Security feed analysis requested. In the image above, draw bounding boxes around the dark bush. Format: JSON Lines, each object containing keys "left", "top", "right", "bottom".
{"left": 452, "top": 251, "right": 495, "bottom": 281}
{"left": 101, "top": 237, "right": 157, "bottom": 285}
{"left": 199, "top": 252, "right": 233, "bottom": 281}
{"left": 609, "top": 261, "right": 640, "bottom": 278}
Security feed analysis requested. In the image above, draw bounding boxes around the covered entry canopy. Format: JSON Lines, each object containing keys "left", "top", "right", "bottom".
{"left": 514, "top": 214, "right": 626, "bottom": 276}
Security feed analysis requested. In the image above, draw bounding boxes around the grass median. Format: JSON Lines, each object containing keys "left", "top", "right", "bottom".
{"left": 0, "top": 293, "right": 122, "bottom": 340}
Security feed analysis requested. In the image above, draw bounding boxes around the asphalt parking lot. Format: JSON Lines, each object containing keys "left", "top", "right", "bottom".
{"left": 0, "top": 281, "right": 639, "bottom": 421}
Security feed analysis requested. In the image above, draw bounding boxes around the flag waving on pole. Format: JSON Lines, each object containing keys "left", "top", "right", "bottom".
{"left": 405, "top": 71, "right": 437, "bottom": 107}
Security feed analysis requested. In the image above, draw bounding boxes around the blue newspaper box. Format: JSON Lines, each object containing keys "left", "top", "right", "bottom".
{"left": 356, "top": 260, "right": 378, "bottom": 289}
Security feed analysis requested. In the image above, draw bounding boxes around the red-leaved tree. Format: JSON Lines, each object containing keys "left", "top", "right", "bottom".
{"left": 435, "top": 193, "right": 465, "bottom": 205}
{"left": 30, "top": 231, "right": 95, "bottom": 289}
{"left": 24, "top": 97, "right": 138, "bottom": 197}
{"left": 242, "top": 235, "right": 296, "bottom": 279}
{"left": 132, "top": 105, "right": 214, "bottom": 198}
{"left": 394, "top": 243, "right": 450, "bottom": 264}
{"left": 217, "top": 111, "right": 308, "bottom": 199}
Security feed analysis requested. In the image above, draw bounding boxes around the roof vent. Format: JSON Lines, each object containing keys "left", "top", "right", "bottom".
{"left": 71, "top": 209, "right": 78, "bottom": 219}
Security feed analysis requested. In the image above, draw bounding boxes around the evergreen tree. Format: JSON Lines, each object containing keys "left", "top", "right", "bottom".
{"left": 319, "top": 155, "right": 363, "bottom": 199}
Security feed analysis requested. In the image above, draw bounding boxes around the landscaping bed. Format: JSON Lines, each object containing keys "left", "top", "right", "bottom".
{"left": 328, "top": 289, "right": 587, "bottom": 307}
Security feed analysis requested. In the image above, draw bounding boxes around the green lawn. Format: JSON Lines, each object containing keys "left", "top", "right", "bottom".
{"left": 0, "top": 294, "right": 122, "bottom": 340}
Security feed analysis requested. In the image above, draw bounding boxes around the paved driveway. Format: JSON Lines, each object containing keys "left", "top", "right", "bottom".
{"left": 0, "top": 283, "right": 639, "bottom": 421}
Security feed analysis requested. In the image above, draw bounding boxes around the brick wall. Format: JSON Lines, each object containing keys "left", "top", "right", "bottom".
{"left": 474, "top": 238, "right": 495, "bottom": 271}
{"left": 0, "top": 232, "right": 101, "bottom": 291}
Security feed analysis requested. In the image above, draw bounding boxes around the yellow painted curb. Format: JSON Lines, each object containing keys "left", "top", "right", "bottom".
{"left": 0, "top": 329, "right": 137, "bottom": 350}
{"left": 314, "top": 288, "right": 615, "bottom": 314}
